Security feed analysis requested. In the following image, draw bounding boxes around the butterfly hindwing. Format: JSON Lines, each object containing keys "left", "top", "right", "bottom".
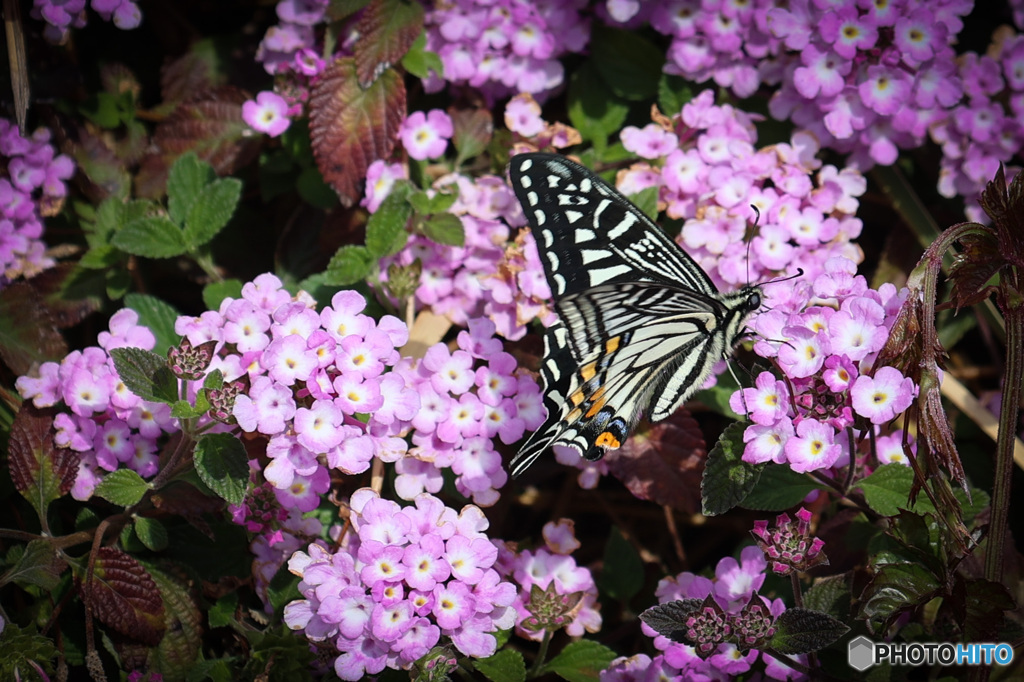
{"left": 509, "top": 153, "right": 762, "bottom": 476}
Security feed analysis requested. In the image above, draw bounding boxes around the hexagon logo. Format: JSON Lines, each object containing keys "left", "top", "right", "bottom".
{"left": 848, "top": 635, "right": 875, "bottom": 671}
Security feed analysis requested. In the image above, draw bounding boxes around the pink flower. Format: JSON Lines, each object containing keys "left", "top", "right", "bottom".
{"left": 400, "top": 109, "right": 453, "bottom": 160}
{"left": 242, "top": 91, "right": 291, "bottom": 137}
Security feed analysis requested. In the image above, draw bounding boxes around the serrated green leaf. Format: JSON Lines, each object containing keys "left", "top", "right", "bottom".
{"left": 184, "top": 177, "right": 242, "bottom": 249}
{"left": 407, "top": 186, "right": 457, "bottom": 215}
{"left": 366, "top": 183, "right": 413, "bottom": 258}
{"left": 134, "top": 516, "right": 169, "bottom": 551}
{"left": 599, "top": 526, "right": 643, "bottom": 603}
{"left": 107, "top": 266, "right": 132, "bottom": 300}
{"left": 803, "top": 575, "right": 851, "bottom": 617}
{"left": 702, "top": 421, "right": 765, "bottom": 516}
{"left": 208, "top": 591, "right": 239, "bottom": 629}
{"left": 740, "top": 465, "right": 817, "bottom": 511}
{"left": 858, "top": 562, "right": 942, "bottom": 633}
{"left": 167, "top": 152, "right": 212, "bottom": 225}
{"left": 144, "top": 562, "right": 204, "bottom": 679}
{"left": 567, "top": 62, "right": 629, "bottom": 148}
{"left": 113, "top": 215, "right": 188, "bottom": 258}
{"left": 590, "top": 25, "right": 665, "bottom": 101}
{"left": 769, "top": 608, "right": 850, "bottom": 655}
{"left": 628, "top": 186, "right": 659, "bottom": 222}
{"left": 193, "top": 433, "right": 249, "bottom": 506}
{"left": 422, "top": 212, "right": 465, "bottom": 246}
{"left": 854, "top": 464, "right": 922, "bottom": 517}
{"left": 203, "top": 279, "right": 243, "bottom": 310}
{"left": 94, "top": 469, "right": 151, "bottom": 507}
{"left": 658, "top": 74, "right": 693, "bottom": 117}
{"left": 79, "top": 244, "right": 123, "bottom": 269}
{"left": 323, "top": 245, "right": 375, "bottom": 286}
{"left": 540, "top": 639, "right": 619, "bottom": 682}
{"left": 473, "top": 649, "right": 526, "bottom": 682}
{"left": 124, "top": 293, "right": 182, "bottom": 356}
{"left": 401, "top": 31, "right": 443, "bottom": 80}
{"left": 171, "top": 399, "right": 205, "bottom": 419}
{"left": 109, "top": 347, "right": 179, "bottom": 404}
{"left": 3, "top": 539, "right": 66, "bottom": 591}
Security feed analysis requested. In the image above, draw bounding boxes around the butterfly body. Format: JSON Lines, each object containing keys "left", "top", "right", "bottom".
{"left": 510, "top": 153, "right": 762, "bottom": 477}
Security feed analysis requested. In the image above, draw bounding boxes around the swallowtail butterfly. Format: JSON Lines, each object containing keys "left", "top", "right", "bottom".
{"left": 509, "top": 153, "right": 762, "bottom": 477}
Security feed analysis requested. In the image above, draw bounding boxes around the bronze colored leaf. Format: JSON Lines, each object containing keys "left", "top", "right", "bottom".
{"left": 355, "top": 0, "right": 424, "bottom": 88}
{"left": 309, "top": 58, "right": 406, "bottom": 207}
{"left": 605, "top": 410, "right": 706, "bottom": 513}
{"left": 82, "top": 546, "right": 166, "bottom": 646}
{"left": 451, "top": 107, "right": 494, "bottom": 162}
{"left": 0, "top": 282, "right": 68, "bottom": 375}
{"left": 31, "top": 263, "right": 103, "bottom": 328}
{"left": 135, "top": 87, "right": 261, "bottom": 199}
{"left": 8, "top": 403, "right": 78, "bottom": 520}
{"left": 159, "top": 41, "right": 222, "bottom": 112}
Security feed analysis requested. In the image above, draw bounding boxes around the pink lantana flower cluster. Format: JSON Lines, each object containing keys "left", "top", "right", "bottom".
{"left": 422, "top": 0, "right": 590, "bottom": 101}
{"left": 378, "top": 166, "right": 557, "bottom": 340}
{"left": 494, "top": 519, "right": 602, "bottom": 640}
{"left": 391, "top": 318, "right": 545, "bottom": 506}
{"left": 283, "top": 489, "right": 517, "bottom": 680}
{"left": 636, "top": 546, "right": 805, "bottom": 681}
{"left": 16, "top": 308, "right": 170, "bottom": 499}
{"left": 730, "top": 257, "right": 917, "bottom": 474}
{"left": 31, "top": 0, "right": 141, "bottom": 43}
{"left": 619, "top": 89, "right": 867, "bottom": 291}
{"left": 1, "top": 118, "right": 74, "bottom": 286}
{"left": 255, "top": 0, "right": 330, "bottom": 75}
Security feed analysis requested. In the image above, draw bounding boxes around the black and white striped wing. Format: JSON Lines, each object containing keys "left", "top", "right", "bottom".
{"left": 508, "top": 153, "right": 761, "bottom": 477}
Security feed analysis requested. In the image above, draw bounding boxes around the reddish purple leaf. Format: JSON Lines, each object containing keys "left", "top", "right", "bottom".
{"left": 309, "top": 58, "right": 405, "bottom": 207}
{"left": 135, "top": 87, "right": 261, "bottom": 199}
{"left": 0, "top": 282, "right": 68, "bottom": 375}
{"left": 605, "top": 410, "right": 706, "bottom": 513}
{"left": 82, "top": 547, "right": 166, "bottom": 646}
{"left": 8, "top": 403, "right": 78, "bottom": 520}
{"left": 355, "top": 0, "right": 424, "bottom": 88}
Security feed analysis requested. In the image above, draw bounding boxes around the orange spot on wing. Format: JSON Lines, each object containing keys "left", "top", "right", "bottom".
{"left": 595, "top": 431, "right": 621, "bottom": 449}
{"left": 585, "top": 386, "right": 607, "bottom": 418}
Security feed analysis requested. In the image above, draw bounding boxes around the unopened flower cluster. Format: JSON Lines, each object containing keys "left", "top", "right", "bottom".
{"left": 1, "top": 118, "right": 73, "bottom": 286}
{"left": 423, "top": 0, "right": 591, "bottom": 101}
{"left": 494, "top": 519, "right": 601, "bottom": 640}
{"left": 390, "top": 318, "right": 545, "bottom": 506}
{"left": 283, "top": 489, "right": 516, "bottom": 680}
{"left": 730, "top": 257, "right": 917, "bottom": 473}
{"left": 627, "top": 546, "right": 805, "bottom": 681}
{"left": 618, "top": 89, "right": 866, "bottom": 291}
{"left": 31, "top": 0, "right": 141, "bottom": 42}
{"left": 603, "top": 0, "right": 1019, "bottom": 220}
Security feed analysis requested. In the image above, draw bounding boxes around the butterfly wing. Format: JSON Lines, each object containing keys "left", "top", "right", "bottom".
{"left": 508, "top": 153, "right": 761, "bottom": 476}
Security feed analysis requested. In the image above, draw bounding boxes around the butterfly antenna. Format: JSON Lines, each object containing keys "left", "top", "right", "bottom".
{"left": 744, "top": 205, "right": 760, "bottom": 287}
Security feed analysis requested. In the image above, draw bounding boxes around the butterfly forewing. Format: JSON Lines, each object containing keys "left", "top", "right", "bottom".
{"left": 510, "top": 153, "right": 761, "bottom": 477}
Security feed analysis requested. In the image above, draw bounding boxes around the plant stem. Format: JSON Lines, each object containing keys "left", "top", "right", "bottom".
{"left": 985, "top": 302, "right": 1024, "bottom": 583}
{"left": 528, "top": 630, "right": 553, "bottom": 678}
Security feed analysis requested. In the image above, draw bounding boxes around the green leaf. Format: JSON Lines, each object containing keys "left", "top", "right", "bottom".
{"left": 473, "top": 649, "right": 526, "bottom": 682}
{"left": 124, "top": 293, "right": 182, "bottom": 356}
{"left": 208, "top": 591, "right": 239, "bottom": 629}
{"left": 79, "top": 244, "right": 123, "bottom": 269}
{"left": 701, "top": 421, "right": 764, "bottom": 516}
{"left": 184, "top": 177, "right": 242, "bottom": 249}
{"left": 407, "top": 187, "right": 457, "bottom": 215}
{"left": 740, "top": 465, "right": 818, "bottom": 511}
{"left": 590, "top": 25, "right": 665, "bottom": 101}
{"left": 628, "top": 186, "right": 659, "bottom": 222}
{"left": 854, "top": 464, "right": 924, "bottom": 517}
{"left": 858, "top": 562, "right": 942, "bottom": 633}
{"left": 113, "top": 215, "right": 188, "bottom": 258}
{"left": 769, "top": 608, "right": 850, "bottom": 655}
{"left": 658, "top": 74, "right": 693, "bottom": 117}
{"left": 803, "top": 574, "right": 851, "bottom": 617}
{"left": 540, "top": 639, "right": 619, "bottom": 682}
{"left": 599, "top": 526, "right": 643, "bottom": 603}
{"left": 171, "top": 398, "right": 207, "bottom": 419}
{"left": 422, "top": 212, "right": 465, "bottom": 246}
{"left": 366, "top": 182, "right": 413, "bottom": 258}
{"left": 203, "top": 279, "right": 243, "bottom": 310}
{"left": 167, "top": 152, "right": 213, "bottom": 225}
{"left": 94, "top": 469, "right": 151, "bottom": 507}
{"left": 296, "top": 165, "right": 339, "bottom": 209}
{"left": 134, "top": 516, "right": 169, "bottom": 551}
{"left": 193, "top": 433, "right": 249, "bottom": 506}
{"left": 323, "top": 245, "right": 375, "bottom": 286}
{"left": 567, "top": 62, "right": 629, "bottom": 148}
{"left": 3, "top": 539, "right": 66, "bottom": 591}
{"left": 401, "top": 31, "right": 443, "bottom": 80}
{"left": 109, "top": 347, "right": 179, "bottom": 404}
